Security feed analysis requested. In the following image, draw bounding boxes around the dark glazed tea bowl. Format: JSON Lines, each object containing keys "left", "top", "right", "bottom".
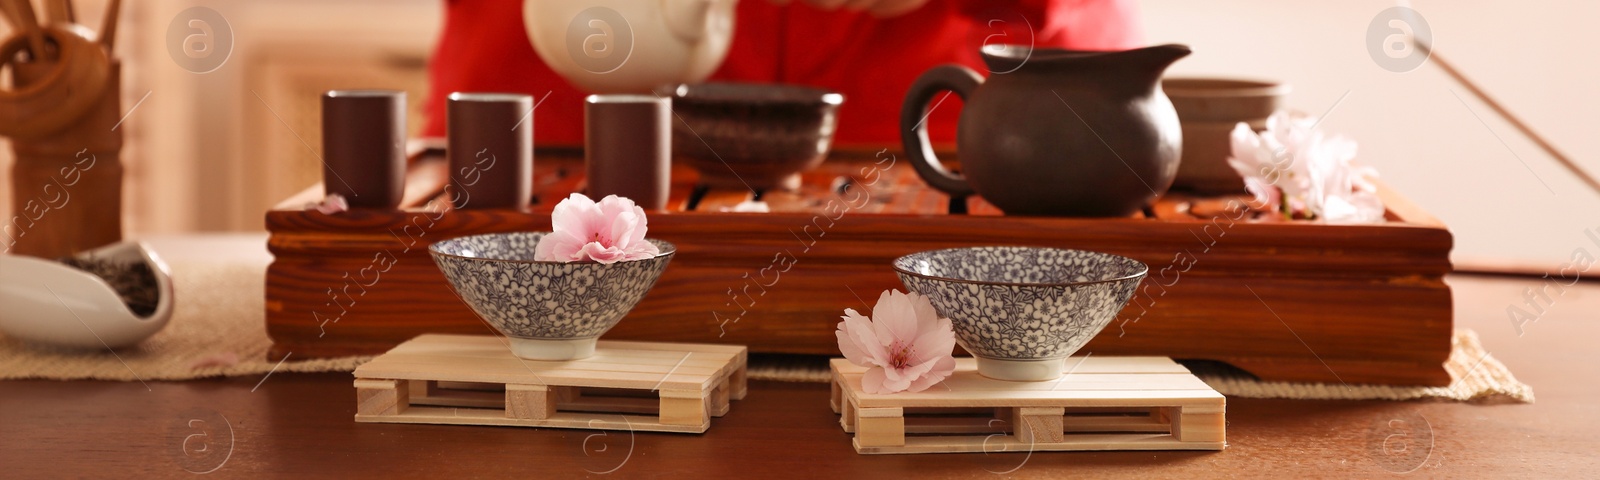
{"left": 894, "top": 246, "right": 1147, "bottom": 381}
{"left": 668, "top": 82, "right": 844, "bottom": 191}
{"left": 429, "top": 232, "right": 675, "bottom": 361}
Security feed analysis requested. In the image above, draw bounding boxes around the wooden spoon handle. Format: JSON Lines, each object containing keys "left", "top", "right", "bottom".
{"left": 99, "top": 0, "right": 119, "bottom": 51}
{"left": 0, "top": 1, "right": 18, "bottom": 29}
{"left": 45, "top": 0, "right": 72, "bottom": 24}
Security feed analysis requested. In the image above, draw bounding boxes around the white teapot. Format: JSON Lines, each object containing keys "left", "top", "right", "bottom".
{"left": 524, "top": 0, "right": 737, "bottom": 93}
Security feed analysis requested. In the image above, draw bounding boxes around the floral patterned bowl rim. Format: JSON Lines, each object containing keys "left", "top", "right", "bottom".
{"left": 428, "top": 232, "right": 677, "bottom": 264}
{"left": 891, "top": 246, "right": 1148, "bottom": 287}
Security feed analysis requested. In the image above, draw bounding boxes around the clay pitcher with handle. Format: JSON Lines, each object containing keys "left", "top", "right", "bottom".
{"left": 900, "top": 44, "right": 1191, "bottom": 216}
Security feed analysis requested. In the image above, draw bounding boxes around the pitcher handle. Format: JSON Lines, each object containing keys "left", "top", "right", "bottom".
{"left": 899, "top": 64, "right": 982, "bottom": 198}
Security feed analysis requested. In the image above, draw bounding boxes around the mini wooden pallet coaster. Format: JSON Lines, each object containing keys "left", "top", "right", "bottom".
{"left": 353, "top": 334, "right": 747, "bottom": 434}
{"left": 830, "top": 356, "right": 1226, "bottom": 454}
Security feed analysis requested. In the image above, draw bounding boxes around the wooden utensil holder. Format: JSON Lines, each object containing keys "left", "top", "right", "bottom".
{"left": 5, "top": 61, "right": 122, "bottom": 258}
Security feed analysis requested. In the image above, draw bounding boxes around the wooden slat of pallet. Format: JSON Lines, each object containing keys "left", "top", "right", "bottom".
{"left": 505, "top": 384, "right": 557, "bottom": 420}
{"left": 390, "top": 335, "right": 747, "bottom": 361}
{"left": 853, "top": 434, "right": 1226, "bottom": 455}
{"left": 892, "top": 409, "right": 1172, "bottom": 435}
{"left": 370, "top": 354, "right": 730, "bottom": 376}
{"left": 833, "top": 356, "right": 1193, "bottom": 375}
{"left": 1062, "top": 413, "right": 1171, "bottom": 433}
{"left": 355, "top": 379, "right": 407, "bottom": 416}
{"left": 356, "top": 406, "right": 707, "bottom": 433}
{"left": 404, "top": 384, "right": 733, "bottom": 418}
{"left": 935, "top": 373, "right": 1214, "bottom": 392}
{"left": 834, "top": 358, "right": 1223, "bottom": 409}
{"left": 854, "top": 388, "right": 1222, "bottom": 409}
{"left": 355, "top": 334, "right": 741, "bottom": 392}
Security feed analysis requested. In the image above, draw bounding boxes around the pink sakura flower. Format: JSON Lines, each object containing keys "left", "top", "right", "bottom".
{"left": 306, "top": 193, "right": 349, "bottom": 214}
{"left": 836, "top": 290, "right": 957, "bottom": 394}
{"left": 533, "top": 194, "right": 660, "bottom": 264}
{"left": 1303, "top": 134, "right": 1386, "bottom": 223}
{"left": 1227, "top": 111, "right": 1385, "bottom": 223}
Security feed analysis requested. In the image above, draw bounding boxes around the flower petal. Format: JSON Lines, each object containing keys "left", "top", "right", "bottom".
{"left": 533, "top": 231, "right": 585, "bottom": 262}
{"left": 595, "top": 194, "right": 638, "bottom": 220}
{"left": 840, "top": 309, "right": 889, "bottom": 367}
{"left": 622, "top": 239, "right": 661, "bottom": 261}
{"left": 910, "top": 316, "right": 956, "bottom": 364}
{"left": 877, "top": 364, "right": 915, "bottom": 393}
{"left": 551, "top": 193, "right": 600, "bottom": 238}
{"left": 836, "top": 310, "right": 880, "bottom": 367}
{"left": 907, "top": 291, "right": 941, "bottom": 325}
{"left": 580, "top": 242, "right": 628, "bottom": 264}
{"left": 870, "top": 290, "right": 919, "bottom": 347}
{"left": 1227, "top": 123, "right": 1261, "bottom": 169}
{"left": 861, "top": 366, "right": 892, "bottom": 394}
{"left": 624, "top": 204, "right": 651, "bottom": 245}
{"left": 1242, "top": 177, "right": 1280, "bottom": 212}
{"left": 905, "top": 355, "right": 957, "bottom": 393}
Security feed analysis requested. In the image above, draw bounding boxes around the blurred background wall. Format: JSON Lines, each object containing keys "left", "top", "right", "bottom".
{"left": 1143, "top": 0, "right": 1600, "bottom": 273}
{"left": 1, "top": 0, "right": 1594, "bottom": 272}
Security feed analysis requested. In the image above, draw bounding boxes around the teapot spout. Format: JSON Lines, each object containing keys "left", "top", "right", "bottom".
{"left": 1125, "top": 44, "right": 1192, "bottom": 86}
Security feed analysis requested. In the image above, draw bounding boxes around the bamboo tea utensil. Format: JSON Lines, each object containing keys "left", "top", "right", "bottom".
{"left": 98, "top": 0, "right": 118, "bottom": 50}
{"left": 0, "top": 24, "right": 111, "bottom": 139}
{"left": 45, "top": 0, "right": 72, "bottom": 25}
{"left": 0, "top": 2, "right": 17, "bottom": 30}
{"left": 2, "top": 0, "right": 49, "bottom": 60}
{"left": 1, "top": 0, "right": 124, "bottom": 257}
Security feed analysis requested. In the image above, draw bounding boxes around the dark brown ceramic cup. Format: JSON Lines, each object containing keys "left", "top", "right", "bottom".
{"left": 585, "top": 95, "right": 671, "bottom": 210}
{"left": 447, "top": 93, "right": 534, "bottom": 209}
{"left": 322, "top": 90, "right": 406, "bottom": 209}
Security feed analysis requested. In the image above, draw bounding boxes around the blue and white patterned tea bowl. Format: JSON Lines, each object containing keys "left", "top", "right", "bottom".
{"left": 429, "top": 232, "right": 675, "bottom": 361}
{"left": 894, "top": 246, "right": 1147, "bottom": 381}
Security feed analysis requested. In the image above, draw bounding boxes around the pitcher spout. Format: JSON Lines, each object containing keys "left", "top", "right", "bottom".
{"left": 978, "top": 43, "right": 1190, "bottom": 85}
{"left": 1123, "top": 44, "right": 1192, "bottom": 86}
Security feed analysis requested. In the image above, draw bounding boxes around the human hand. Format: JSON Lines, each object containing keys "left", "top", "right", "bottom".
{"left": 767, "top": 0, "right": 931, "bottom": 18}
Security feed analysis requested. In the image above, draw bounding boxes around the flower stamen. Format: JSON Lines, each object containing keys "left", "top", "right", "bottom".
{"left": 889, "top": 341, "right": 914, "bottom": 369}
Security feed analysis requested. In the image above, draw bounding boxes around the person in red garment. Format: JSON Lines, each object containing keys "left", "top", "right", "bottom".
{"left": 424, "top": 0, "right": 1144, "bottom": 147}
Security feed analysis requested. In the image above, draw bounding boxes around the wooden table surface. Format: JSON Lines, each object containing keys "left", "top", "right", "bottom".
{"left": 2, "top": 237, "right": 1597, "bottom": 477}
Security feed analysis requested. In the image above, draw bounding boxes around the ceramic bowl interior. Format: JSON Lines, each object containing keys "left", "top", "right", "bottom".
{"left": 667, "top": 82, "right": 843, "bottom": 189}
{"left": 893, "top": 246, "right": 1147, "bottom": 361}
{"left": 429, "top": 232, "right": 675, "bottom": 341}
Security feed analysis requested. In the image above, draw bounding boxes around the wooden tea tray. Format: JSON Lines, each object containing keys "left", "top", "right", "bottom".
{"left": 268, "top": 146, "right": 1454, "bottom": 386}
{"left": 352, "top": 334, "right": 748, "bottom": 434}
{"left": 829, "top": 357, "right": 1225, "bottom": 454}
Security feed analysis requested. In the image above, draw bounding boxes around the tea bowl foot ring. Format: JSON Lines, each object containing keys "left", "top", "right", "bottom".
{"left": 974, "top": 356, "right": 1069, "bottom": 382}
{"left": 508, "top": 337, "right": 600, "bottom": 361}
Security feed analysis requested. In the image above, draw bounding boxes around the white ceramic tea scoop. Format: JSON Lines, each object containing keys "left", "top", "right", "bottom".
{"left": 0, "top": 241, "right": 174, "bottom": 349}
